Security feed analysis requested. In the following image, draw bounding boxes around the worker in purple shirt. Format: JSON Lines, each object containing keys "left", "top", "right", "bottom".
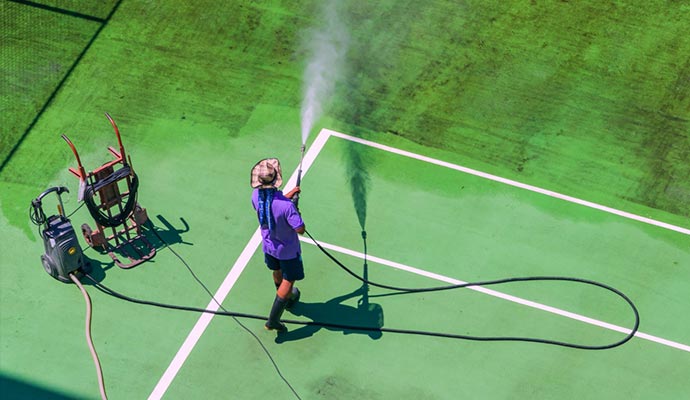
{"left": 250, "top": 158, "right": 304, "bottom": 331}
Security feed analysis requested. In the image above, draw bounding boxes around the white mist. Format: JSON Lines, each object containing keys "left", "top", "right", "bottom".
{"left": 300, "top": 0, "right": 348, "bottom": 144}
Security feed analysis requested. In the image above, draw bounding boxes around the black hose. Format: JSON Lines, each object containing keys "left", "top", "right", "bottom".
{"left": 83, "top": 166, "right": 139, "bottom": 228}
{"left": 83, "top": 227, "right": 641, "bottom": 352}
{"left": 302, "top": 229, "right": 640, "bottom": 350}
{"left": 131, "top": 225, "right": 302, "bottom": 400}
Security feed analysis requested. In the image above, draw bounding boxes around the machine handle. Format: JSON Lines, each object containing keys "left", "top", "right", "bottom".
{"left": 34, "top": 186, "right": 69, "bottom": 203}
{"left": 33, "top": 187, "right": 69, "bottom": 217}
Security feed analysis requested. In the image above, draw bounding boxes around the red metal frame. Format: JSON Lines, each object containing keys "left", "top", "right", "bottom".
{"left": 63, "top": 112, "right": 155, "bottom": 269}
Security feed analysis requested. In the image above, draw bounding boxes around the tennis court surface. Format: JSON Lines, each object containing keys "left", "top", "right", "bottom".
{"left": 1, "top": 1, "right": 689, "bottom": 399}
{"left": 146, "top": 129, "right": 690, "bottom": 399}
{"left": 2, "top": 127, "right": 688, "bottom": 399}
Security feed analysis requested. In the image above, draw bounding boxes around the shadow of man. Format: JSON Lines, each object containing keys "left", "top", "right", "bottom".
{"left": 276, "top": 284, "right": 384, "bottom": 343}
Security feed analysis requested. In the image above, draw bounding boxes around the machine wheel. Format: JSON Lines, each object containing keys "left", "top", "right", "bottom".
{"left": 41, "top": 255, "right": 57, "bottom": 279}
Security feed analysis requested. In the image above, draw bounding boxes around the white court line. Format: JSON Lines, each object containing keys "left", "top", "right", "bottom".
{"left": 148, "top": 129, "right": 333, "bottom": 400}
{"left": 301, "top": 236, "right": 690, "bottom": 353}
{"left": 151, "top": 127, "right": 688, "bottom": 398}
{"left": 148, "top": 229, "right": 261, "bottom": 400}
{"left": 324, "top": 129, "right": 690, "bottom": 236}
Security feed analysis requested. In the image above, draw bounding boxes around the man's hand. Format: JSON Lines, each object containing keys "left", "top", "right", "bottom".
{"left": 285, "top": 186, "right": 301, "bottom": 199}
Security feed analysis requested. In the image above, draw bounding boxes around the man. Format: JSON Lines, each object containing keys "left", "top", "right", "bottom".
{"left": 250, "top": 158, "right": 304, "bottom": 331}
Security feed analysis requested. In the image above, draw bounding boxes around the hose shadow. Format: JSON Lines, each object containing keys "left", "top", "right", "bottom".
{"left": 276, "top": 284, "right": 384, "bottom": 343}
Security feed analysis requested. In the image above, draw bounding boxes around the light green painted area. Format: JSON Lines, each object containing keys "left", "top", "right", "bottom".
{"left": 165, "top": 134, "right": 690, "bottom": 399}
{"left": 1, "top": 0, "right": 688, "bottom": 399}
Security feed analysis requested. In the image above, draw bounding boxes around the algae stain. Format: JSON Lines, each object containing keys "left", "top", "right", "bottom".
{"left": 313, "top": 375, "right": 371, "bottom": 398}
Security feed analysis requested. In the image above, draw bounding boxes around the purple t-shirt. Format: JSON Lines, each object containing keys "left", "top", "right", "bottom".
{"left": 251, "top": 189, "right": 304, "bottom": 260}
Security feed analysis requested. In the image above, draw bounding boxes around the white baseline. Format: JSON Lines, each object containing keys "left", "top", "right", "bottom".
{"left": 325, "top": 129, "right": 690, "bottom": 236}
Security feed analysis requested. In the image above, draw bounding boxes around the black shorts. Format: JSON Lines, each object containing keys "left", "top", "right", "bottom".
{"left": 264, "top": 253, "right": 304, "bottom": 282}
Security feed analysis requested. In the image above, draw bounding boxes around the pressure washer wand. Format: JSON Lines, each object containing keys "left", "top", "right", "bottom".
{"left": 292, "top": 144, "right": 306, "bottom": 209}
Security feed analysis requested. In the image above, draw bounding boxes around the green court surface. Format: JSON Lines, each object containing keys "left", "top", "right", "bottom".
{"left": 1, "top": 1, "right": 689, "bottom": 399}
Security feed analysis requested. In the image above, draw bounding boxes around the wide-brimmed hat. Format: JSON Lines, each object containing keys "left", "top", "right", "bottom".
{"left": 250, "top": 158, "right": 283, "bottom": 188}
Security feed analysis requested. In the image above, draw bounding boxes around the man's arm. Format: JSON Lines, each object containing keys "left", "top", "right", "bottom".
{"left": 284, "top": 186, "right": 301, "bottom": 199}
{"left": 295, "top": 224, "right": 305, "bottom": 235}
{"left": 285, "top": 188, "right": 305, "bottom": 234}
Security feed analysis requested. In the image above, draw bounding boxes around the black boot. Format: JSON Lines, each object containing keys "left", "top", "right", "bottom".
{"left": 285, "top": 287, "right": 300, "bottom": 310}
{"left": 265, "top": 295, "right": 287, "bottom": 331}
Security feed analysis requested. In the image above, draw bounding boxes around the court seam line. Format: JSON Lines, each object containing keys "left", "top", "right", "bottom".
{"left": 0, "top": 0, "right": 124, "bottom": 172}
{"left": 301, "top": 236, "right": 690, "bottom": 353}
{"left": 147, "top": 129, "right": 333, "bottom": 400}
{"left": 324, "top": 129, "right": 690, "bottom": 236}
{"left": 7, "top": 0, "right": 106, "bottom": 22}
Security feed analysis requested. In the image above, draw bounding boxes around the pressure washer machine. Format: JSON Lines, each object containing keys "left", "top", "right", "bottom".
{"left": 30, "top": 186, "right": 88, "bottom": 283}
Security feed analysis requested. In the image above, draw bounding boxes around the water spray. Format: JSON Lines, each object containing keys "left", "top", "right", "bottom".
{"left": 298, "top": 0, "right": 348, "bottom": 148}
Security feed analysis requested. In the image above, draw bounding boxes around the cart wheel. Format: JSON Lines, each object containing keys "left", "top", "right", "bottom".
{"left": 134, "top": 203, "right": 149, "bottom": 225}
{"left": 81, "top": 223, "right": 94, "bottom": 246}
